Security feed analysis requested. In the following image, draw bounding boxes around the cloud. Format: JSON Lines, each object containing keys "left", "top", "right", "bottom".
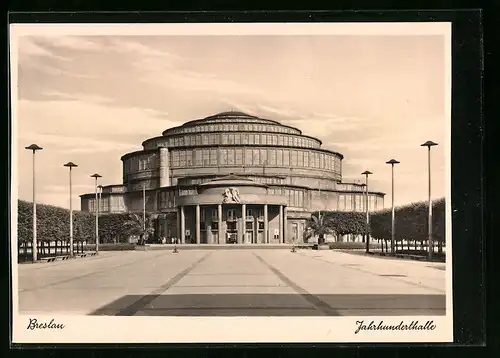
{"left": 19, "top": 56, "right": 99, "bottom": 80}
{"left": 139, "top": 66, "right": 265, "bottom": 98}
{"left": 18, "top": 37, "right": 69, "bottom": 61}
{"left": 17, "top": 96, "right": 174, "bottom": 141}
{"left": 13, "top": 33, "right": 447, "bottom": 209}
{"left": 44, "top": 184, "right": 94, "bottom": 193}
{"left": 255, "top": 104, "right": 302, "bottom": 118}
{"left": 109, "top": 38, "right": 183, "bottom": 59}
{"left": 101, "top": 40, "right": 266, "bottom": 98}
{"left": 36, "top": 91, "right": 114, "bottom": 104}
{"left": 19, "top": 132, "right": 137, "bottom": 154}
{"left": 218, "top": 101, "right": 377, "bottom": 137}
{"left": 41, "top": 36, "right": 103, "bottom": 51}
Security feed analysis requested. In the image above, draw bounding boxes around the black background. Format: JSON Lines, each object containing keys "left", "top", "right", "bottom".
{"left": 3, "top": 3, "right": 496, "bottom": 358}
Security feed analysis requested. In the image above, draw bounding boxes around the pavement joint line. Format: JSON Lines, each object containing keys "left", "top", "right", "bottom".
{"left": 296, "top": 252, "right": 445, "bottom": 294}
{"left": 172, "top": 284, "right": 288, "bottom": 288}
{"left": 40, "top": 286, "right": 168, "bottom": 290}
{"left": 138, "top": 306, "right": 319, "bottom": 311}
{"left": 252, "top": 253, "right": 340, "bottom": 316}
{"left": 19, "top": 250, "right": 173, "bottom": 293}
{"left": 115, "top": 252, "right": 213, "bottom": 316}
{"left": 189, "top": 273, "right": 269, "bottom": 276}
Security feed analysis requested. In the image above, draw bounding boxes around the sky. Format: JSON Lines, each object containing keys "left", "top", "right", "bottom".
{"left": 12, "top": 29, "right": 448, "bottom": 211}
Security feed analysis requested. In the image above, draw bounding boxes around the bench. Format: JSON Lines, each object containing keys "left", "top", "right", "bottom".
{"left": 38, "top": 252, "right": 97, "bottom": 263}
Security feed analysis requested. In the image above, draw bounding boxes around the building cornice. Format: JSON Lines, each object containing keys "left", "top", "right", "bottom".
{"left": 143, "top": 130, "right": 324, "bottom": 147}
{"left": 123, "top": 144, "right": 344, "bottom": 161}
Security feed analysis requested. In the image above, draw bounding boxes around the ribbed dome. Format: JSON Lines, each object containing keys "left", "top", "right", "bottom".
{"left": 208, "top": 111, "right": 255, "bottom": 118}
{"left": 161, "top": 111, "right": 303, "bottom": 136}
{"left": 186, "top": 111, "right": 280, "bottom": 126}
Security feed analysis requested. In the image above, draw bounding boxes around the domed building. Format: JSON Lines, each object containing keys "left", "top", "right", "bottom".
{"left": 80, "top": 111, "right": 385, "bottom": 244}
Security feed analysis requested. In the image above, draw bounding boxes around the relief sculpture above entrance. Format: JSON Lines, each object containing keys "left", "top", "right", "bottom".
{"left": 222, "top": 187, "right": 240, "bottom": 203}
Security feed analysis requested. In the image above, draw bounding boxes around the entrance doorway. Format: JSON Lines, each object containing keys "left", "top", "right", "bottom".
{"left": 245, "top": 221, "right": 254, "bottom": 243}
{"left": 226, "top": 221, "right": 237, "bottom": 244}
{"left": 292, "top": 223, "right": 298, "bottom": 244}
{"left": 257, "top": 221, "right": 265, "bottom": 243}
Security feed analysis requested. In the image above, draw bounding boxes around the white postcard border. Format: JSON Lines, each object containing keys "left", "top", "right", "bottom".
{"left": 9, "top": 22, "right": 453, "bottom": 344}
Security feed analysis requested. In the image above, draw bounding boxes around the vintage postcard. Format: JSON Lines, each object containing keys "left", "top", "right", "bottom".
{"left": 10, "top": 22, "right": 452, "bottom": 343}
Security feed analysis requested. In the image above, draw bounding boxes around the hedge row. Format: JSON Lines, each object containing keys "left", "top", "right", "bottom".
{"left": 17, "top": 200, "right": 152, "bottom": 244}
{"left": 18, "top": 200, "right": 94, "bottom": 243}
{"left": 321, "top": 211, "right": 367, "bottom": 237}
{"left": 18, "top": 198, "right": 445, "bottom": 245}
{"left": 370, "top": 198, "right": 445, "bottom": 243}
{"left": 82, "top": 243, "right": 136, "bottom": 251}
{"left": 327, "top": 241, "right": 382, "bottom": 250}
{"left": 312, "top": 198, "right": 445, "bottom": 243}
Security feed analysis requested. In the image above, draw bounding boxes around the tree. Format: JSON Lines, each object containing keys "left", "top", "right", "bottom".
{"left": 73, "top": 211, "right": 94, "bottom": 243}
{"left": 123, "top": 213, "right": 156, "bottom": 245}
{"left": 305, "top": 214, "right": 332, "bottom": 245}
{"left": 325, "top": 211, "right": 366, "bottom": 242}
{"left": 369, "top": 198, "right": 446, "bottom": 255}
{"left": 99, "top": 214, "right": 132, "bottom": 244}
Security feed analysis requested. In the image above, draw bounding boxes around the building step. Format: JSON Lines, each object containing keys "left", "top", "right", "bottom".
{"left": 136, "top": 244, "right": 313, "bottom": 251}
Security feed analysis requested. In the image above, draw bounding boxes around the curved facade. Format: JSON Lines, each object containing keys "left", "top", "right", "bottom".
{"left": 80, "top": 111, "right": 385, "bottom": 244}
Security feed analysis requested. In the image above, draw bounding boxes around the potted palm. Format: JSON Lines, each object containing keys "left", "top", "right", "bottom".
{"left": 124, "top": 213, "right": 156, "bottom": 246}
{"left": 306, "top": 214, "right": 332, "bottom": 250}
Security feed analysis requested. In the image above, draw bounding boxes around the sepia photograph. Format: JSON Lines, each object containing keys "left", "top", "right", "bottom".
{"left": 10, "top": 22, "right": 452, "bottom": 343}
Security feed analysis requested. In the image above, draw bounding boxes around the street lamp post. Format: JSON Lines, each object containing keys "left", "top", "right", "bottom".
{"left": 90, "top": 173, "right": 102, "bottom": 253}
{"left": 63, "top": 162, "right": 78, "bottom": 257}
{"left": 25, "top": 144, "right": 43, "bottom": 262}
{"left": 361, "top": 171, "right": 373, "bottom": 253}
{"left": 421, "top": 141, "right": 438, "bottom": 260}
{"left": 386, "top": 159, "right": 400, "bottom": 255}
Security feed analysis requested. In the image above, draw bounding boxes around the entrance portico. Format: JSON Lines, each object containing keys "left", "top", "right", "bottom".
{"left": 175, "top": 175, "right": 288, "bottom": 245}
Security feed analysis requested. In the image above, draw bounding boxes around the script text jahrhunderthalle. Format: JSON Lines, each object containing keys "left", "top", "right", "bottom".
{"left": 354, "top": 320, "right": 436, "bottom": 334}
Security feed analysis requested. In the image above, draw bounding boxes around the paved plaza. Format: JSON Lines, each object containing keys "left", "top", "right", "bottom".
{"left": 18, "top": 249, "right": 447, "bottom": 316}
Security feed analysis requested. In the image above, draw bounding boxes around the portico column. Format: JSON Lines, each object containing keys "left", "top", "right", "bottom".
{"left": 254, "top": 216, "right": 258, "bottom": 244}
{"left": 263, "top": 204, "right": 268, "bottom": 244}
{"left": 283, "top": 206, "right": 288, "bottom": 244}
{"left": 163, "top": 217, "right": 168, "bottom": 238}
{"left": 241, "top": 204, "right": 246, "bottom": 244}
{"left": 218, "top": 204, "right": 223, "bottom": 244}
{"left": 279, "top": 205, "right": 284, "bottom": 244}
{"left": 180, "top": 205, "right": 185, "bottom": 244}
{"left": 176, "top": 208, "right": 181, "bottom": 243}
{"left": 195, "top": 204, "right": 201, "bottom": 244}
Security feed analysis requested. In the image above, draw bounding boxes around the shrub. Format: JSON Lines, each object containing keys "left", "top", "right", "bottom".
{"left": 17, "top": 200, "right": 157, "bottom": 244}
{"left": 324, "top": 211, "right": 367, "bottom": 238}
{"left": 98, "top": 213, "right": 134, "bottom": 244}
{"left": 17, "top": 200, "right": 74, "bottom": 242}
{"left": 74, "top": 211, "right": 94, "bottom": 242}
{"left": 370, "top": 198, "right": 446, "bottom": 243}
{"left": 17, "top": 200, "right": 32, "bottom": 243}
{"left": 308, "top": 211, "right": 367, "bottom": 241}
{"left": 83, "top": 243, "right": 136, "bottom": 251}
{"left": 123, "top": 212, "right": 157, "bottom": 244}
{"left": 327, "top": 241, "right": 381, "bottom": 250}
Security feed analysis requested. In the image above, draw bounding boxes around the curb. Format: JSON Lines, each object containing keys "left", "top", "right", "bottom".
{"left": 338, "top": 250, "right": 446, "bottom": 263}
{"left": 134, "top": 244, "right": 314, "bottom": 251}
